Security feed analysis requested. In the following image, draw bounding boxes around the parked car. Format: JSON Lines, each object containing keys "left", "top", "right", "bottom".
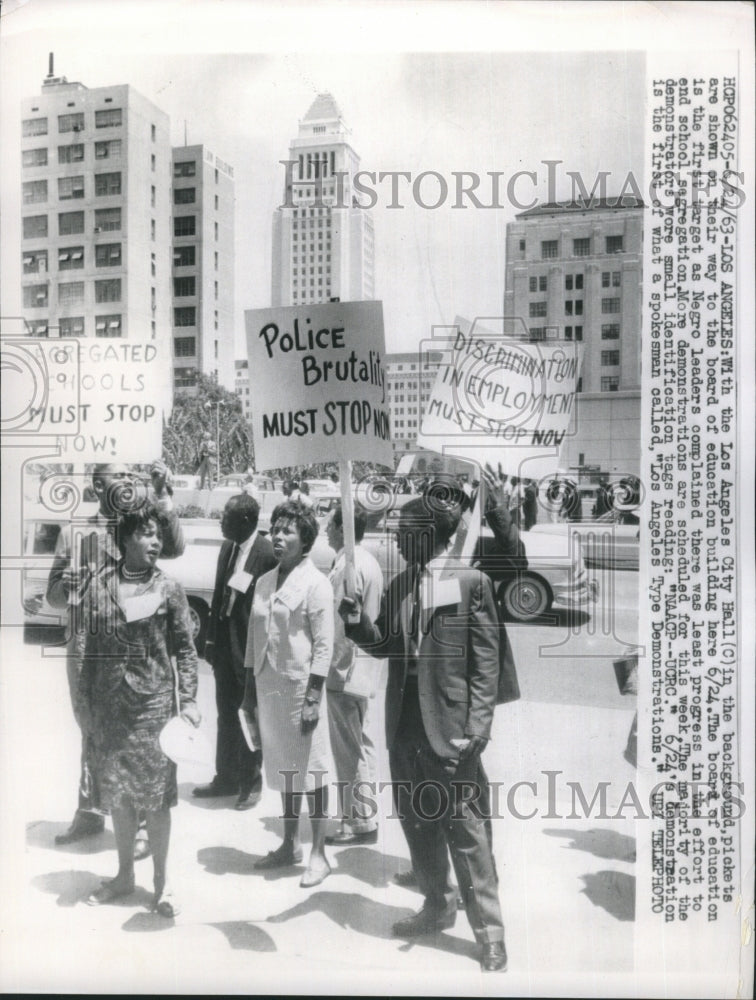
{"left": 529, "top": 512, "right": 640, "bottom": 571}
{"left": 360, "top": 508, "right": 598, "bottom": 623}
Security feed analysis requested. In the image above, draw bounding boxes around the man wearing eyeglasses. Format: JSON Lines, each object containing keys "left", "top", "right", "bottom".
{"left": 339, "top": 494, "right": 508, "bottom": 973}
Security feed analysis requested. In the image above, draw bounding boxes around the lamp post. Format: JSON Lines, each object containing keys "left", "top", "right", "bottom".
{"left": 204, "top": 399, "right": 226, "bottom": 485}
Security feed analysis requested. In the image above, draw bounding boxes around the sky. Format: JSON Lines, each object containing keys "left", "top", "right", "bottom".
{"left": 0, "top": 2, "right": 648, "bottom": 358}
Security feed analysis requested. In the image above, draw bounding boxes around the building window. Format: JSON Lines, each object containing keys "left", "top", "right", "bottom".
{"left": 22, "top": 117, "right": 48, "bottom": 136}
{"left": 565, "top": 274, "right": 584, "bottom": 291}
{"left": 564, "top": 326, "right": 572, "bottom": 340}
{"left": 529, "top": 301, "right": 547, "bottom": 318}
{"left": 577, "top": 377, "right": 583, "bottom": 393}
{"left": 214, "top": 251, "right": 218, "bottom": 270}
{"left": 22, "top": 249, "right": 48, "bottom": 274}
{"left": 58, "top": 176, "right": 85, "bottom": 200}
{"left": 173, "top": 276, "right": 196, "bottom": 296}
{"left": 23, "top": 284, "right": 49, "bottom": 308}
{"left": 214, "top": 168, "right": 219, "bottom": 184}
{"left": 23, "top": 148, "right": 48, "bottom": 167}
{"left": 151, "top": 185, "right": 156, "bottom": 208}
{"left": 601, "top": 376, "right": 620, "bottom": 391}
{"left": 58, "top": 113, "right": 84, "bottom": 134}
{"left": 22, "top": 180, "right": 47, "bottom": 204}
{"left": 60, "top": 316, "right": 85, "bottom": 336}
{"left": 94, "top": 139, "right": 122, "bottom": 159}
{"left": 529, "top": 277, "right": 537, "bottom": 292}
{"left": 174, "top": 187, "right": 196, "bottom": 204}
{"left": 573, "top": 237, "right": 591, "bottom": 257}
{"left": 58, "top": 211, "right": 84, "bottom": 235}
{"left": 95, "top": 278, "right": 121, "bottom": 303}
{"left": 174, "top": 367, "right": 197, "bottom": 388}
{"left": 174, "top": 216, "right": 196, "bottom": 237}
{"left": 601, "top": 270, "right": 621, "bottom": 287}
{"left": 602, "top": 297, "right": 621, "bottom": 314}
{"left": 214, "top": 280, "right": 218, "bottom": 300}
{"left": 214, "top": 194, "right": 219, "bottom": 210}
{"left": 601, "top": 350, "right": 620, "bottom": 366}
{"left": 95, "top": 314, "right": 122, "bottom": 337}
{"left": 174, "top": 307, "right": 196, "bottom": 327}
{"left": 94, "top": 207, "right": 121, "bottom": 232}
{"left": 58, "top": 281, "right": 84, "bottom": 305}
{"left": 95, "top": 243, "right": 121, "bottom": 267}
{"left": 26, "top": 319, "right": 49, "bottom": 336}
{"left": 151, "top": 252, "right": 156, "bottom": 277}
{"left": 541, "top": 240, "right": 558, "bottom": 259}
{"left": 95, "top": 108, "right": 123, "bottom": 128}
{"left": 23, "top": 215, "right": 48, "bottom": 239}
{"left": 94, "top": 172, "right": 121, "bottom": 196}
{"left": 601, "top": 323, "right": 620, "bottom": 340}
{"left": 606, "top": 235, "right": 624, "bottom": 254}
{"left": 214, "top": 221, "right": 219, "bottom": 240}
{"left": 173, "top": 245, "right": 196, "bottom": 266}
{"left": 151, "top": 154, "right": 156, "bottom": 172}
{"left": 529, "top": 327, "right": 546, "bottom": 340}
{"left": 151, "top": 219, "right": 156, "bottom": 241}
{"left": 174, "top": 161, "right": 196, "bottom": 178}
{"left": 574, "top": 326, "right": 583, "bottom": 341}
{"left": 58, "top": 246, "right": 84, "bottom": 270}
{"left": 151, "top": 123, "right": 156, "bottom": 141}
{"left": 174, "top": 336, "right": 196, "bottom": 357}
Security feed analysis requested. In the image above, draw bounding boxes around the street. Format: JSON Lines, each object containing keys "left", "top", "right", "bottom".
{"left": 1, "top": 568, "right": 639, "bottom": 995}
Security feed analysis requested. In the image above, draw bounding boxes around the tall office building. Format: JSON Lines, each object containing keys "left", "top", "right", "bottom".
{"left": 19, "top": 63, "right": 172, "bottom": 361}
{"left": 384, "top": 351, "right": 442, "bottom": 461}
{"left": 503, "top": 198, "right": 643, "bottom": 477}
{"left": 171, "top": 145, "right": 235, "bottom": 392}
{"left": 271, "top": 93, "right": 375, "bottom": 306}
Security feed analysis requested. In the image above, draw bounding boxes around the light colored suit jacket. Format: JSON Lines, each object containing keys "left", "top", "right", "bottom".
{"left": 245, "top": 557, "right": 334, "bottom": 681}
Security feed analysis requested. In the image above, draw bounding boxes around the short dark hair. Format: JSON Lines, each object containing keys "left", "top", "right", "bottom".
{"left": 116, "top": 502, "right": 163, "bottom": 556}
{"left": 226, "top": 492, "right": 260, "bottom": 530}
{"left": 399, "top": 495, "right": 461, "bottom": 545}
{"left": 270, "top": 499, "right": 319, "bottom": 554}
{"left": 333, "top": 502, "right": 368, "bottom": 543}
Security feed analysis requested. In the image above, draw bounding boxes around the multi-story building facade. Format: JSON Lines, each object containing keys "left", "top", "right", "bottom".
{"left": 171, "top": 145, "right": 235, "bottom": 393}
{"left": 384, "top": 351, "right": 442, "bottom": 462}
{"left": 19, "top": 67, "right": 172, "bottom": 358}
{"left": 235, "top": 358, "right": 251, "bottom": 421}
{"left": 271, "top": 93, "right": 375, "bottom": 307}
{"left": 503, "top": 198, "right": 643, "bottom": 477}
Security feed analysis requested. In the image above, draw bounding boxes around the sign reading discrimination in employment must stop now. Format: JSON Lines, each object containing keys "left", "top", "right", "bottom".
{"left": 416, "top": 320, "right": 583, "bottom": 480}
{"left": 245, "top": 301, "right": 393, "bottom": 471}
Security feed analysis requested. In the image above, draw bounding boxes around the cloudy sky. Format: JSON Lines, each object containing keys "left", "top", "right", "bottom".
{"left": 0, "top": 1, "right": 659, "bottom": 356}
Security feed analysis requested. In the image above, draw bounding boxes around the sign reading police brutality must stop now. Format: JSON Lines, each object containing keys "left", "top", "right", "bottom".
{"left": 245, "top": 301, "right": 393, "bottom": 471}
{"left": 416, "top": 317, "right": 583, "bottom": 480}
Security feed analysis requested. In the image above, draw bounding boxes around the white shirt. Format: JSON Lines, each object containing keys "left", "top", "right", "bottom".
{"left": 232, "top": 530, "right": 257, "bottom": 576}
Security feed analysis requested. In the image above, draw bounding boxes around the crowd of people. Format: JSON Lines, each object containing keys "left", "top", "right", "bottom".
{"left": 48, "top": 460, "right": 523, "bottom": 973}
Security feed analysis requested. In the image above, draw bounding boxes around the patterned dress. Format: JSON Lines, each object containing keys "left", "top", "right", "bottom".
{"left": 77, "top": 566, "right": 199, "bottom": 812}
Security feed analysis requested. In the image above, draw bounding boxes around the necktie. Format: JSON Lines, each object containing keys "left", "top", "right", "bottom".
{"left": 220, "top": 542, "right": 240, "bottom": 618}
{"left": 408, "top": 568, "right": 422, "bottom": 641}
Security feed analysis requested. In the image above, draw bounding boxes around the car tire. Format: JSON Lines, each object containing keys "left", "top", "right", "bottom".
{"left": 499, "top": 573, "right": 552, "bottom": 621}
{"left": 187, "top": 597, "right": 209, "bottom": 653}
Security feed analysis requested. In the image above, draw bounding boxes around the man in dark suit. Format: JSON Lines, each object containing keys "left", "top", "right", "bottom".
{"left": 341, "top": 495, "right": 509, "bottom": 973}
{"left": 194, "top": 494, "right": 276, "bottom": 809}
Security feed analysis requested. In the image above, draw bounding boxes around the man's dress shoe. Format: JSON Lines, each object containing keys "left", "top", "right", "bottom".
{"left": 192, "top": 779, "right": 237, "bottom": 798}
{"left": 234, "top": 787, "right": 262, "bottom": 811}
{"left": 480, "top": 941, "right": 508, "bottom": 972}
{"left": 392, "top": 905, "right": 457, "bottom": 937}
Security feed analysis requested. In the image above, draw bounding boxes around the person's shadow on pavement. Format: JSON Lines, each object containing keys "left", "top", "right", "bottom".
{"left": 543, "top": 827, "right": 636, "bottom": 862}
{"left": 31, "top": 870, "right": 152, "bottom": 909}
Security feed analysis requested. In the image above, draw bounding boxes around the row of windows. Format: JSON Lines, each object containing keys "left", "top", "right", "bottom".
{"left": 541, "top": 235, "right": 625, "bottom": 259}
{"left": 22, "top": 109, "right": 123, "bottom": 137}
{"left": 23, "top": 279, "right": 122, "bottom": 308}
{"left": 23, "top": 139, "right": 123, "bottom": 168}
{"left": 527, "top": 272, "right": 622, "bottom": 293}
{"left": 22, "top": 244, "right": 121, "bottom": 273}
{"left": 22, "top": 172, "right": 123, "bottom": 203}
{"left": 24, "top": 315, "right": 122, "bottom": 338}
{"left": 529, "top": 296, "right": 621, "bottom": 318}
{"left": 24, "top": 208, "right": 122, "bottom": 237}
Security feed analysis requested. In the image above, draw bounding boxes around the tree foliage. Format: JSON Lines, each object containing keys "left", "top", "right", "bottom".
{"left": 162, "top": 374, "right": 253, "bottom": 476}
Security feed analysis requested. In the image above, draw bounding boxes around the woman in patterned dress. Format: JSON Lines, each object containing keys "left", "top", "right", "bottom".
{"left": 79, "top": 504, "right": 200, "bottom": 915}
{"left": 242, "top": 500, "right": 335, "bottom": 887}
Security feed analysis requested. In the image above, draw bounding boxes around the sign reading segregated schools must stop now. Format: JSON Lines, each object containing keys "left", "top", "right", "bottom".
{"left": 416, "top": 317, "right": 583, "bottom": 480}
{"left": 245, "top": 301, "right": 393, "bottom": 471}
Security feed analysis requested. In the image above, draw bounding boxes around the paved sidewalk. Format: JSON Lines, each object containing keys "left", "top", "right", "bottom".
{"left": 0, "top": 629, "right": 638, "bottom": 995}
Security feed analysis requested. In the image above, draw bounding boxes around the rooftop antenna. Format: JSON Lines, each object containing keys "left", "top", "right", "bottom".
{"left": 47, "top": 52, "right": 54, "bottom": 79}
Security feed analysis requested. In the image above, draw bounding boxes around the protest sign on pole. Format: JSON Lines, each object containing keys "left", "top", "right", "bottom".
{"left": 416, "top": 317, "right": 583, "bottom": 482}
{"left": 246, "top": 300, "right": 393, "bottom": 599}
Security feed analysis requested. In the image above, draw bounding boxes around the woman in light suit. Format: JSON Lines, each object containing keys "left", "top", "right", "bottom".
{"left": 242, "top": 500, "right": 335, "bottom": 887}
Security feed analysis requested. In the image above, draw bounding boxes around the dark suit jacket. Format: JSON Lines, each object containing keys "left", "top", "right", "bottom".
{"left": 347, "top": 563, "right": 503, "bottom": 759}
{"left": 204, "top": 533, "right": 276, "bottom": 678}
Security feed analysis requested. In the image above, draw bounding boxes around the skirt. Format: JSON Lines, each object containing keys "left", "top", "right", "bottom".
{"left": 256, "top": 657, "right": 333, "bottom": 794}
{"left": 92, "top": 679, "right": 178, "bottom": 812}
